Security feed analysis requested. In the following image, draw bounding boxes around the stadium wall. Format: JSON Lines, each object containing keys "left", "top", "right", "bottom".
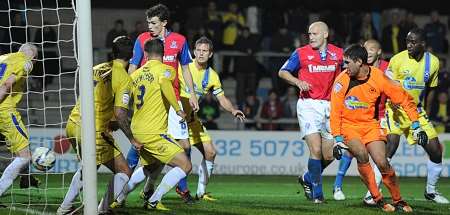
{"left": 27, "top": 128, "right": 450, "bottom": 177}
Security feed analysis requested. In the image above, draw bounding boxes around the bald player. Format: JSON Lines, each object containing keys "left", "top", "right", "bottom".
{"left": 279, "top": 21, "right": 344, "bottom": 203}
{"left": 0, "top": 43, "right": 38, "bottom": 196}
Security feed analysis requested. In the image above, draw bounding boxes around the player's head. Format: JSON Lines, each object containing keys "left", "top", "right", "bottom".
{"left": 19, "top": 43, "right": 38, "bottom": 60}
{"left": 194, "top": 36, "right": 213, "bottom": 64}
{"left": 144, "top": 39, "right": 164, "bottom": 61}
{"left": 343, "top": 44, "right": 368, "bottom": 77}
{"left": 308, "top": 21, "right": 329, "bottom": 49}
{"left": 406, "top": 28, "right": 426, "bottom": 57}
{"left": 363, "top": 39, "right": 382, "bottom": 65}
{"left": 146, "top": 4, "right": 170, "bottom": 37}
{"left": 112, "top": 36, "right": 133, "bottom": 61}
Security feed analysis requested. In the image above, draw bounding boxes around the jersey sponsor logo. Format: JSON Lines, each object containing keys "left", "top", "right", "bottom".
{"left": 333, "top": 83, "right": 342, "bottom": 93}
{"left": 163, "top": 54, "right": 177, "bottom": 62}
{"left": 344, "top": 96, "right": 369, "bottom": 110}
{"left": 307, "top": 64, "right": 336, "bottom": 73}
{"left": 402, "top": 77, "right": 425, "bottom": 90}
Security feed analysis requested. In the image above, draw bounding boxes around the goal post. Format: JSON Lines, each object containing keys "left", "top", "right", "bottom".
{"left": 74, "top": 0, "right": 97, "bottom": 214}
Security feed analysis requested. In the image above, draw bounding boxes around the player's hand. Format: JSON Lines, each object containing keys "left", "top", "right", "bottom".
{"left": 176, "top": 110, "right": 187, "bottom": 122}
{"left": 189, "top": 94, "right": 199, "bottom": 112}
{"left": 232, "top": 110, "right": 246, "bottom": 122}
{"left": 131, "top": 139, "right": 143, "bottom": 152}
{"left": 333, "top": 136, "right": 348, "bottom": 160}
{"left": 107, "top": 120, "right": 120, "bottom": 132}
{"left": 411, "top": 121, "right": 428, "bottom": 146}
{"left": 295, "top": 80, "right": 311, "bottom": 92}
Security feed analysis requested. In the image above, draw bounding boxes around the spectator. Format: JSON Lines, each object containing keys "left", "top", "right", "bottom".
{"left": 205, "top": 1, "right": 222, "bottom": 50}
{"left": 400, "top": 11, "right": 418, "bottom": 35}
{"left": 221, "top": 2, "right": 245, "bottom": 77}
{"left": 429, "top": 91, "right": 450, "bottom": 133}
{"left": 270, "top": 26, "right": 295, "bottom": 95}
{"left": 381, "top": 10, "right": 405, "bottom": 54}
{"left": 105, "top": 19, "right": 127, "bottom": 48}
{"left": 282, "top": 86, "right": 298, "bottom": 118}
{"left": 234, "top": 27, "right": 259, "bottom": 104}
{"left": 350, "top": 12, "right": 378, "bottom": 44}
{"left": 129, "top": 20, "right": 146, "bottom": 43}
{"left": 8, "top": 12, "right": 29, "bottom": 52}
{"left": 260, "top": 89, "right": 284, "bottom": 130}
{"left": 198, "top": 92, "right": 221, "bottom": 130}
{"left": 33, "top": 22, "right": 59, "bottom": 91}
{"left": 424, "top": 10, "right": 448, "bottom": 53}
{"left": 239, "top": 90, "right": 261, "bottom": 130}
{"left": 437, "top": 58, "right": 450, "bottom": 94}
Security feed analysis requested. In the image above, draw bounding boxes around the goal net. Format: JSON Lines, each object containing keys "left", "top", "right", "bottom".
{"left": 0, "top": 0, "right": 80, "bottom": 214}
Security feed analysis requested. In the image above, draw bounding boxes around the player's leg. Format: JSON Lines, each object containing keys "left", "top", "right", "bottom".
{"left": 126, "top": 146, "right": 140, "bottom": 170}
{"left": 141, "top": 162, "right": 164, "bottom": 199}
{"left": 333, "top": 150, "right": 353, "bottom": 200}
{"left": 147, "top": 149, "right": 192, "bottom": 210}
{"left": 194, "top": 140, "right": 217, "bottom": 201}
{"left": 0, "top": 113, "right": 31, "bottom": 196}
{"left": 303, "top": 133, "right": 325, "bottom": 202}
{"left": 98, "top": 152, "right": 131, "bottom": 213}
{"left": 385, "top": 134, "right": 401, "bottom": 159}
{"left": 367, "top": 140, "right": 412, "bottom": 212}
{"left": 421, "top": 137, "right": 448, "bottom": 203}
{"left": 168, "top": 100, "right": 194, "bottom": 203}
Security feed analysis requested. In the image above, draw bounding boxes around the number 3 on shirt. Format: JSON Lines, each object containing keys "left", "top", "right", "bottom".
{"left": 136, "top": 85, "right": 145, "bottom": 109}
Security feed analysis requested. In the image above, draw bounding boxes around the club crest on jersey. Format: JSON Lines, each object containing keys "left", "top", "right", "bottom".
{"left": 402, "top": 76, "right": 425, "bottom": 90}
{"left": 170, "top": 41, "right": 178, "bottom": 49}
{"left": 164, "top": 70, "right": 171, "bottom": 78}
{"left": 307, "top": 55, "right": 314, "bottom": 60}
{"left": 345, "top": 96, "right": 369, "bottom": 110}
{"left": 330, "top": 52, "right": 337, "bottom": 60}
{"left": 333, "top": 83, "right": 343, "bottom": 93}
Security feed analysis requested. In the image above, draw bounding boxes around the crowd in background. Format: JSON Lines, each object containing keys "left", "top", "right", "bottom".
{"left": 1, "top": 0, "right": 449, "bottom": 132}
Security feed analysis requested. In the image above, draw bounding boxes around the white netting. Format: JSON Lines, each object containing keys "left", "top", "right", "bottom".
{"left": 0, "top": 0, "right": 80, "bottom": 214}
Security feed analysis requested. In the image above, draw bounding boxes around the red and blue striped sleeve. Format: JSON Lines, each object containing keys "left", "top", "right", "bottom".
{"left": 280, "top": 50, "right": 300, "bottom": 73}
{"left": 178, "top": 40, "right": 192, "bottom": 66}
{"left": 130, "top": 38, "right": 144, "bottom": 66}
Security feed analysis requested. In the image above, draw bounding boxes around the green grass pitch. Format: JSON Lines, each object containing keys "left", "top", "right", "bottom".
{"left": 0, "top": 174, "right": 449, "bottom": 214}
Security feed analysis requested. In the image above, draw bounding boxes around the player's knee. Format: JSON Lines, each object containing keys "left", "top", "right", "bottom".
{"left": 180, "top": 160, "right": 192, "bottom": 174}
{"left": 354, "top": 152, "right": 369, "bottom": 164}
{"left": 309, "top": 146, "right": 322, "bottom": 159}
{"left": 426, "top": 138, "right": 442, "bottom": 163}
{"left": 205, "top": 148, "right": 216, "bottom": 161}
{"left": 374, "top": 160, "right": 390, "bottom": 172}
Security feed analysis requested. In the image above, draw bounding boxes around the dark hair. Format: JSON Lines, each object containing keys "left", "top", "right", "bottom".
{"left": 112, "top": 36, "right": 133, "bottom": 60}
{"left": 195, "top": 36, "right": 214, "bottom": 51}
{"left": 144, "top": 38, "right": 164, "bottom": 57}
{"left": 344, "top": 43, "right": 368, "bottom": 64}
{"left": 146, "top": 4, "right": 170, "bottom": 21}
{"left": 115, "top": 19, "right": 124, "bottom": 25}
{"left": 408, "top": 27, "right": 426, "bottom": 42}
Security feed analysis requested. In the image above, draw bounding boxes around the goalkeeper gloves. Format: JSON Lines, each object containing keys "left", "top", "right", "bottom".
{"left": 333, "top": 135, "right": 348, "bottom": 160}
{"left": 411, "top": 121, "right": 428, "bottom": 146}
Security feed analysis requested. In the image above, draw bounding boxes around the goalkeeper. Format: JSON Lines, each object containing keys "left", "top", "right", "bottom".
{"left": 330, "top": 44, "right": 424, "bottom": 212}
{"left": 0, "top": 44, "right": 37, "bottom": 197}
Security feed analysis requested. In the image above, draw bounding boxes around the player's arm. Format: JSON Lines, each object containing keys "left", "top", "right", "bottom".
{"left": 330, "top": 77, "right": 346, "bottom": 138}
{"left": 278, "top": 51, "right": 311, "bottom": 91}
{"left": 160, "top": 77, "right": 186, "bottom": 120}
{"left": 381, "top": 74, "right": 419, "bottom": 121}
{"left": 128, "top": 39, "right": 143, "bottom": 74}
{"left": 0, "top": 75, "right": 16, "bottom": 103}
{"left": 179, "top": 41, "right": 199, "bottom": 112}
{"left": 217, "top": 94, "right": 245, "bottom": 122}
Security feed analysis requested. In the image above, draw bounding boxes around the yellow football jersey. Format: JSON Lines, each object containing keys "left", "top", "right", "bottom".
{"left": 69, "top": 60, "right": 131, "bottom": 131}
{"left": 179, "top": 62, "right": 224, "bottom": 99}
{"left": 130, "top": 60, "right": 176, "bottom": 136}
{"left": 0, "top": 52, "right": 33, "bottom": 110}
{"left": 387, "top": 50, "right": 439, "bottom": 106}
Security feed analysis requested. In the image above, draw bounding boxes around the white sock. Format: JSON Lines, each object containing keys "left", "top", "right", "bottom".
{"left": 197, "top": 159, "right": 214, "bottom": 196}
{"left": 426, "top": 160, "right": 442, "bottom": 194}
{"left": 365, "top": 164, "right": 383, "bottom": 198}
{"left": 0, "top": 157, "right": 29, "bottom": 196}
{"left": 61, "top": 169, "right": 82, "bottom": 209}
{"left": 116, "top": 166, "right": 146, "bottom": 203}
{"left": 149, "top": 167, "right": 186, "bottom": 203}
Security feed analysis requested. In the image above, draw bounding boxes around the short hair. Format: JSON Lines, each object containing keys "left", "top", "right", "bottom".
{"left": 115, "top": 19, "right": 124, "bottom": 25}
{"left": 112, "top": 36, "right": 133, "bottom": 60}
{"left": 344, "top": 44, "right": 368, "bottom": 64}
{"left": 146, "top": 4, "right": 170, "bottom": 21}
{"left": 408, "top": 27, "right": 426, "bottom": 42}
{"left": 195, "top": 36, "right": 214, "bottom": 51}
{"left": 144, "top": 39, "right": 164, "bottom": 57}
